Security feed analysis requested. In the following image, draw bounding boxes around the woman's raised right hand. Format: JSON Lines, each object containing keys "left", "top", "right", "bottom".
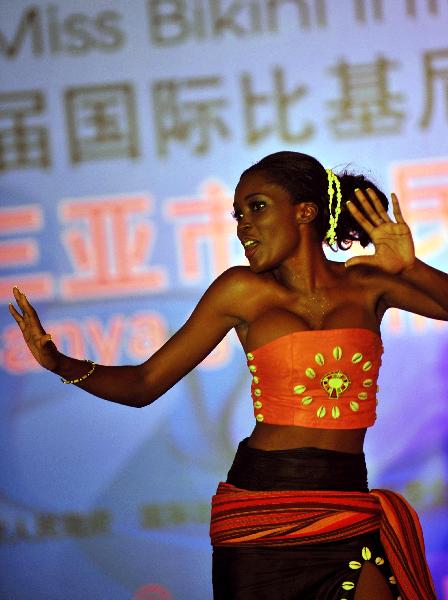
{"left": 9, "top": 287, "right": 60, "bottom": 372}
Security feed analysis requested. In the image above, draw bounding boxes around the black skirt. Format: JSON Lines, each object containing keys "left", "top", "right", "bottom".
{"left": 212, "top": 439, "right": 395, "bottom": 600}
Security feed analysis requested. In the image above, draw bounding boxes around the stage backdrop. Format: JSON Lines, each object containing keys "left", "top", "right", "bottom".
{"left": 1, "top": 1, "right": 447, "bottom": 598}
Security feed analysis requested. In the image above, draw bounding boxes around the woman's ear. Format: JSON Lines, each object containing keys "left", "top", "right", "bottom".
{"left": 295, "top": 202, "right": 318, "bottom": 224}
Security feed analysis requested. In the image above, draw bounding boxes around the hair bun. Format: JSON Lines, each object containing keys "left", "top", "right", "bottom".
{"left": 334, "top": 171, "right": 389, "bottom": 249}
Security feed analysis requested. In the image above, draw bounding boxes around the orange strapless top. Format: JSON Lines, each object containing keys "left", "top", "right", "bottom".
{"left": 246, "top": 328, "right": 383, "bottom": 429}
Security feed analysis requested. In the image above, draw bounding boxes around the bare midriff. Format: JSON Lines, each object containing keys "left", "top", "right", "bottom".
{"left": 247, "top": 422, "right": 367, "bottom": 453}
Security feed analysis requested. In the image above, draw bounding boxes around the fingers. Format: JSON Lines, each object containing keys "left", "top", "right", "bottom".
{"left": 391, "top": 192, "right": 405, "bottom": 223}
{"left": 8, "top": 301, "right": 26, "bottom": 331}
{"left": 12, "top": 286, "right": 26, "bottom": 314}
{"left": 12, "top": 286, "right": 38, "bottom": 319}
{"left": 10, "top": 286, "right": 26, "bottom": 323}
{"left": 365, "top": 188, "right": 391, "bottom": 223}
{"left": 351, "top": 188, "right": 390, "bottom": 227}
{"left": 10, "top": 287, "right": 46, "bottom": 335}
{"left": 346, "top": 199, "right": 374, "bottom": 234}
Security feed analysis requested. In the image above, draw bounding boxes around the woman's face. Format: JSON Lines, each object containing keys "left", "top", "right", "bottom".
{"left": 233, "top": 171, "right": 304, "bottom": 273}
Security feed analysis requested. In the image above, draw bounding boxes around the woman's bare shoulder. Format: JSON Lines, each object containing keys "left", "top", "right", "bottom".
{"left": 214, "top": 266, "right": 274, "bottom": 297}
{"left": 217, "top": 265, "right": 261, "bottom": 281}
{"left": 210, "top": 266, "right": 277, "bottom": 322}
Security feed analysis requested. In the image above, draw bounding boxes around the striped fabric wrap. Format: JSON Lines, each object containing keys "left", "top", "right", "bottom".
{"left": 210, "top": 483, "right": 436, "bottom": 600}
{"left": 371, "top": 488, "right": 436, "bottom": 600}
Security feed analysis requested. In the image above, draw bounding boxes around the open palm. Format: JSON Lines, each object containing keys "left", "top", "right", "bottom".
{"left": 345, "top": 189, "right": 415, "bottom": 274}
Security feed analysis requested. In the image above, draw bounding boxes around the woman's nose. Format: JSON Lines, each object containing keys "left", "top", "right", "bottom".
{"left": 238, "top": 215, "right": 251, "bottom": 230}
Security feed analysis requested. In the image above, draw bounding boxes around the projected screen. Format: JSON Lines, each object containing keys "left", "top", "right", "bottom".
{"left": 1, "top": 1, "right": 447, "bottom": 598}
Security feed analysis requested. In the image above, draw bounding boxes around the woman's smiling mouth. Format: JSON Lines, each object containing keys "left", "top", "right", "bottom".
{"left": 243, "top": 239, "right": 260, "bottom": 258}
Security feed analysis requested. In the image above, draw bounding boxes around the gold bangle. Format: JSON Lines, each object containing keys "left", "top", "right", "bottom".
{"left": 61, "top": 360, "right": 96, "bottom": 385}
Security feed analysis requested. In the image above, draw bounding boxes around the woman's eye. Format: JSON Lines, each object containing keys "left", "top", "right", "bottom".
{"left": 231, "top": 201, "right": 265, "bottom": 221}
{"left": 251, "top": 200, "right": 265, "bottom": 211}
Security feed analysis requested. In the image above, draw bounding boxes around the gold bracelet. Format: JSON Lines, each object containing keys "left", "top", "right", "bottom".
{"left": 60, "top": 360, "right": 96, "bottom": 385}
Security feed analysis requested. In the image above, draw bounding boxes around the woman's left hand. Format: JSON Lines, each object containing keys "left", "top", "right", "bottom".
{"left": 344, "top": 189, "right": 415, "bottom": 274}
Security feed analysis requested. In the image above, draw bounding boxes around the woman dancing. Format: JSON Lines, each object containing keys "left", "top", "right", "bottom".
{"left": 10, "top": 151, "right": 445, "bottom": 599}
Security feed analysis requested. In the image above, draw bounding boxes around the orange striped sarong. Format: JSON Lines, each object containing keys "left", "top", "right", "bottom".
{"left": 210, "top": 483, "right": 435, "bottom": 600}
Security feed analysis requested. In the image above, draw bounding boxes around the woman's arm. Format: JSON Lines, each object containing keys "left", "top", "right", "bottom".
{"left": 9, "top": 267, "right": 249, "bottom": 408}
{"left": 399, "top": 259, "right": 448, "bottom": 315}
{"left": 370, "top": 268, "right": 448, "bottom": 321}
